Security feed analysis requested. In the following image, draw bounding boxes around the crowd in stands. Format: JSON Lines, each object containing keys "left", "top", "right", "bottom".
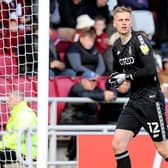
{"left": 49, "top": 0, "right": 168, "bottom": 124}
{"left": 0, "top": 0, "right": 168, "bottom": 163}
{"left": 0, "top": 0, "right": 165, "bottom": 119}
{"left": 0, "top": 0, "right": 168, "bottom": 124}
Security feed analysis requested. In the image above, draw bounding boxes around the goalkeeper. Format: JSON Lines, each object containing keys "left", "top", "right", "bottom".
{"left": 0, "top": 91, "right": 37, "bottom": 168}
{"left": 106, "top": 6, "right": 168, "bottom": 168}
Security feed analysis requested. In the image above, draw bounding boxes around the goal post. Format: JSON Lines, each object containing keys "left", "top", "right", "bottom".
{"left": 37, "top": 0, "right": 49, "bottom": 168}
{"left": 0, "top": 0, "right": 49, "bottom": 168}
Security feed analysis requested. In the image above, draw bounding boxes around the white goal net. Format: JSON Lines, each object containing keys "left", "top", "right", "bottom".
{"left": 0, "top": 0, "right": 49, "bottom": 168}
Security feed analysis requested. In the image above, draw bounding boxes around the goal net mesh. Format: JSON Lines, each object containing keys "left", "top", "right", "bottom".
{"left": 0, "top": 0, "right": 39, "bottom": 167}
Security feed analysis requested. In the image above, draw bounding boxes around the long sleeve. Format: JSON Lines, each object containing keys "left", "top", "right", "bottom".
{"left": 71, "top": 84, "right": 105, "bottom": 101}
{"left": 67, "top": 52, "right": 91, "bottom": 73}
{"left": 95, "top": 53, "right": 105, "bottom": 75}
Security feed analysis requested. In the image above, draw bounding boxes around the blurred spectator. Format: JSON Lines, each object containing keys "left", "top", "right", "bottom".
{"left": 60, "top": 71, "right": 115, "bottom": 124}
{"left": 60, "top": 71, "right": 116, "bottom": 160}
{"left": 98, "top": 81, "right": 131, "bottom": 124}
{"left": 153, "top": 51, "right": 162, "bottom": 72}
{"left": 155, "top": 0, "right": 168, "bottom": 57}
{"left": 72, "top": 14, "right": 95, "bottom": 42}
{"left": 94, "top": 15, "right": 109, "bottom": 54}
{"left": 49, "top": 39, "right": 76, "bottom": 77}
{"left": 158, "top": 57, "right": 168, "bottom": 123}
{"left": 103, "top": 32, "right": 119, "bottom": 74}
{"left": 85, "top": 0, "right": 111, "bottom": 24}
{"left": 65, "top": 29, "right": 105, "bottom": 76}
{"left": 158, "top": 57, "right": 168, "bottom": 98}
{"left": 7, "top": 0, "right": 31, "bottom": 31}
{"left": 50, "top": 0, "right": 60, "bottom": 29}
{"left": 58, "top": 0, "right": 86, "bottom": 28}
{"left": 138, "top": 30, "right": 162, "bottom": 72}
{"left": 117, "top": 0, "right": 149, "bottom": 10}
{"left": 49, "top": 27, "right": 74, "bottom": 58}
{"left": 158, "top": 57, "right": 168, "bottom": 124}
{"left": 0, "top": 91, "right": 37, "bottom": 167}
{"left": 0, "top": 0, "right": 32, "bottom": 29}
{"left": 0, "top": 1, "right": 12, "bottom": 28}
{"left": 0, "top": 0, "right": 33, "bottom": 55}
{"left": 18, "top": 23, "right": 38, "bottom": 76}
{"left": 108, "top": 31, "right": 120, "bottom": 46}
{"left": 32, "top": 0, "right": 38, "bottom": 22}
{"left": 158, "top": 57, "right": 168, "bottom": 84}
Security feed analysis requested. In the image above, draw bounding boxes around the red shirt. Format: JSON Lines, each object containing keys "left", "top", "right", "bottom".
{"left": 95, "top": 32, "right": 108, "bottom": 54}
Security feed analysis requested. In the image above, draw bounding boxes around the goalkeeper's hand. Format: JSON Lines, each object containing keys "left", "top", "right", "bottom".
{"left": 106, "top": 72, "right": 126, "bottom": 89}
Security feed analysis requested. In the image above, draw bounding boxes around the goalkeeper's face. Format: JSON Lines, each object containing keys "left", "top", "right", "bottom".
{"left": 113, "top": 11, "right": 132, "bottom": 36}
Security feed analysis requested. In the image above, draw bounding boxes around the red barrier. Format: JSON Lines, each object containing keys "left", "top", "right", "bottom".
{"left": 78, "top": 135, "right": 167, "bottom": 168}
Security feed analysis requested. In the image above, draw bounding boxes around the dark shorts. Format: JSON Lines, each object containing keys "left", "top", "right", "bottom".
{"left": 116, "top": 88, "right": 168, "bottom": 142}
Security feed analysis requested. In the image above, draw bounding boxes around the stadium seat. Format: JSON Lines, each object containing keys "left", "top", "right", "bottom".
{"left": 48, "top": 78, "right": 57, "bottom": 97}
{"left": 32, "top": 76, "right": 58, "bottom": 123}
{"left": 0, "top": 29, "right": 5, "bottom": 54}
{"left": 0, "top": 77, "right": 12, "bottom": 96}
{"left": 54, "top": 76, "right": 78, "bottom": 97}
{"left": 12, "top": 76, "right": 36, "bottom": 96}
{"left": 4, "top": 29, "right": 24, "bottom": 55}
{"left": 132, "top": 10, "right": 155, "bottom": 39}
{"left": 0, "top": 103, "right": 9, "bottom": 130}
{"left": 31, "top": 75, "right": 38, "bottom": 97}
{"left": 97, "top": 76, "right": 108, "bottom": 90}
{"left": 54, "top": 76, "right": 78, "bottom": 123}
{"left": 0, "top": 54, "right": 18, "bottom": 77}
{"left": 0, "top": 77, "right": 12, "bottom": 129}
{"left": 12, "top": 76, "right": 37, "bottom": 112}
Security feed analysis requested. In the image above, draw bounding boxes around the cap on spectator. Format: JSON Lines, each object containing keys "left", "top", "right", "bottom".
{"left": 82, "top": 71, "right": 97, "bottom": 80}
{"left": 76, "top": 14, "right": 95, "bottom": 29}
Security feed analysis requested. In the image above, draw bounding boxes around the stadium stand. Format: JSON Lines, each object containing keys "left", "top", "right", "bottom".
{"left": 97, "top": 76, "right": 108, "bottom": 90}
{"left": 0, "top": 54, "right": 18, "bottom": 77}
{"left": 0, "top": 77, "right": 12, "bottom": 129}
{"left": 54, "top": 76, "right": 79, "bottom": 123}
{"left": 132, "top": 10, "right": 155, "bottom": 40}
{"left": 11, "top": 76, "right": 37, "bottom": 112}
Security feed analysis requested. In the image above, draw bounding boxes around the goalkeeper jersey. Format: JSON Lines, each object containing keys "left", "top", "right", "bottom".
{"left": 112, "top": 31, "right": 160, "bottom": 93}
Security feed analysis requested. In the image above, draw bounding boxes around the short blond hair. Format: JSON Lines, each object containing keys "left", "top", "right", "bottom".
{"left": 112, "top": 6, "right": 132, "bottom": 17}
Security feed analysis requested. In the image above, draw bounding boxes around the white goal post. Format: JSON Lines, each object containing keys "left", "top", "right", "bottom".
{"left": 0, "top": 0, "right": 49, "bottom": 168}
{"left": 37, "top": 0, "right": 49, "bottom": 168}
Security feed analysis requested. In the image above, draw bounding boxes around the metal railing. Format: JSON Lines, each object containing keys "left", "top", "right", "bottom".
{"left": 15, "top": 97, "right": 128, "bottom": 168}
{"left": 48, "top": 97, "right": 129, "bottom": 167}
{"left": 1, "top": 96, "right": 167, "bottom": 167}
